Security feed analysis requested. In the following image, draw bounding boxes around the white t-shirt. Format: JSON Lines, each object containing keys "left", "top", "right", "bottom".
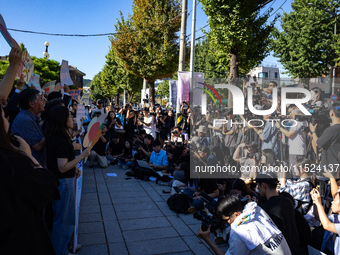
{"left": 288, "top": 120, "right": 307, "bottom": 155}
{"left": 226, "top": 205, "right": 291, "bottom": 255}
{"left": 143, "top": 115, "right": 155, "bottom": 138}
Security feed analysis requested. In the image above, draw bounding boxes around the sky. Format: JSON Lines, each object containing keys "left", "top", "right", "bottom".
{"left": 1, "top": 0, "right": 293, "bottom": 81}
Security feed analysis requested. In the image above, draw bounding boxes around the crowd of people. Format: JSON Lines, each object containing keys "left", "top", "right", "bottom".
{"left": 1, "top": 45, "right": 340, "bottom": 255}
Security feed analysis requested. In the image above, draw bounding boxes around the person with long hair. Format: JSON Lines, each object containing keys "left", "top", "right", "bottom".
{"left": 105, "top": 110, "right": 122, "bottom": 139}
{"left": 0, "top": 106, "right": 59, "bottom": 254}
{"left": 45, "top": 105, "right": 90, "bottom": 255}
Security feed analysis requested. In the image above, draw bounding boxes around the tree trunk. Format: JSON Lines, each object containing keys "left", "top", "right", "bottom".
{"left": 148, "top": 81, "right": 155, "bottom": 106}
{"left": 115, "top": 93, "right": 119, "bottom": 106}
{"left": 228, "top": 48, "right": 240, "bottom": 109}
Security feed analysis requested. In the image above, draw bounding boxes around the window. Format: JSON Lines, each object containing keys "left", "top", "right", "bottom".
{"left": 258, "top": 72, "right": 268, "bottom": 78}
{"left": 275, "top": 72, "right": 278, "bottom": 79}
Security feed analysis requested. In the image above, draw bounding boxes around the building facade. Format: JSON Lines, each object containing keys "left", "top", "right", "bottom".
{"left": 69, "top": 65, "right": 86, "bottom": 89}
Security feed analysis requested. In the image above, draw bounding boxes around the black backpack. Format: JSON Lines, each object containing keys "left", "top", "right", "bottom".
{"left": 167, "top": 194, "right": 190, "bottom": 214}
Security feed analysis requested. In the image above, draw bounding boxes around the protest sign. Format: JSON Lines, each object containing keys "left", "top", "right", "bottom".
{"left": 54, "top": 83, "right": 61, "bottom": 92}
{"left": 83, "top": 114, "right": 106, "bottom": 148}
{"left": 69, "top": 90, "right": 81, "bottom": 102}
{"left": 0, "top": 14, "right": 12, "bottom": 47}
{"left": 42, "top": 80, "right": 56, "bottom": 94}
{"left": 76, "top": 104, "right": 86, "bottom": 133}
{"left": 28, "top": 73, "right": 41, "bottom": 93}
{"left": 16, "top": 49, "right": 34, "bottom": 83}
{"left": 60, "top": 60, "right": 74, "bottom": 88}
{"left": 80, "top": 93, "right": 90, "bottom": 105}
{"left": 83, "top": 108, "right": 91, "bottom": 124}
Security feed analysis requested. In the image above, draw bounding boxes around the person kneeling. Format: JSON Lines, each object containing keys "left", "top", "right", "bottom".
{"left": 197, "top": 195, "right": 292, "bottom": 255}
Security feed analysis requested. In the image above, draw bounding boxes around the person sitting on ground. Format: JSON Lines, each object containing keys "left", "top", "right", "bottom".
{"left": 256, "top": 172, "right": 300, "bottom": 255}
{"left": 216, "top": 179, "right": 232, "bottom": 197}
{"left": 231, "top": 178, "right": 259, "bottom": 204}
{"left": 148, "top": 139, "right": 168, "bottom": 171}
{"left": 105, "top": 111, "right": 123, "bottom": 139}
{"left": 88, "top": 124, "right": 109, "bottom": 168}
{"left": 197, "top": 195, "right": 292, "bottom": 255}
{"left": 107, "top": 133, "right": 124, "bottom": 163}
{"left": 118, "top": 140, "right": 136, "bottom": 169}
{"left": 134, "top": 134, "right": 154, "bottom": 162}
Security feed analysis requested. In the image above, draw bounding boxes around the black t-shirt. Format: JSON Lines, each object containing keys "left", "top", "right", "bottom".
{"left": 200, "top": 179, "right": 218, "bottom": 195}
{"left": 92, "top": 133, "right": 109, "bottom": 156}
{"left": 109, "top": 140, "right": 124, "bottom": 156}
{"left": 317, "top": 123, "right": 340, "bottom": 172}
{"left": 141, "top": 143, "right": 153, "bottom": 162}
{"left": 260, "top": 193, "right": 300, "bottom": 255}
{"left": 46, "top": 135, "right": 76, "bottom": 179}
{"left": 125, "top": 114, "right": 135, "bottom": 132}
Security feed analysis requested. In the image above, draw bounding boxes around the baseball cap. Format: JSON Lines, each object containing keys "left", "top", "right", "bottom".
{"left": 97, "top": 99, "right": 103, "bottom": 104}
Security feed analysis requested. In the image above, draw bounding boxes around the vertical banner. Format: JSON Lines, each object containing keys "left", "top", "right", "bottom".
{"left": 177, "top": 71, "right": 204, "bottom": 105}
{"left": 16, "top": 49, "right": 34, "bottom": 83}
{"left": 169, "top": 80, "right": 177, "bottom": 107}
{"left": 60, "top": 60, "right": 74, "bottom": 89}
{"left": 73, "top": 138, "right": 83, "bottom": 253}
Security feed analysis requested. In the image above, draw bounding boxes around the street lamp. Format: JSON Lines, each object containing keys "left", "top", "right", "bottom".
{"left": 307, "top": 3, "right": 338, "bottom": 95}
{"left": 43, "top": 41, "right": 50, "bottom": 59}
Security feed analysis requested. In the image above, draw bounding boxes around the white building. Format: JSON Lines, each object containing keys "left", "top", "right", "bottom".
{"left": 248, "top": 66, "right": 280, "bottom": 80}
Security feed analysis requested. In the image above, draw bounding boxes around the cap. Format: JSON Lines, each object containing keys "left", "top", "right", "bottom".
{"left": 255, "top": 172, "right": 279, "bottom": 184}
{"left": 97, "top": 99, "right": 103, "bottom": 104}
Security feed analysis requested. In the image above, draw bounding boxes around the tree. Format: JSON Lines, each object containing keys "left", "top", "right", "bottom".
{"left": 271, "top": 0, "right": 339, "bottom": 88}
{"left": 200, "top": 0, "right": 276, "bottom": 107}
{"left": 112, "top": 0, "right": 181, "bottom": 105}
{"left": 101, "top": 44, "right": 143, "bottom": 103}
{"left": 31, "top": 57, "right": 61, "bottom": 86}
{"left": 90, "top": 71, "right": 105, "bottom": 101}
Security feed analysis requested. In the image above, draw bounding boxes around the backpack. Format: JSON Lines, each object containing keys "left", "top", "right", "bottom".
{"left": 167, "top": 194, "right": 190, "bottom": 214}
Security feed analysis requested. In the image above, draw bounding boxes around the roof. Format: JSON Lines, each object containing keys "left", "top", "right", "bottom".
{"left": 68, "top": 65, "right": 86, "bottom": 76}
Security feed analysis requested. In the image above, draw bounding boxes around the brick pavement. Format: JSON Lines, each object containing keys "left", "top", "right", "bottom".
{"left": 77, "top": 163, "right": 216, "bottom": 255}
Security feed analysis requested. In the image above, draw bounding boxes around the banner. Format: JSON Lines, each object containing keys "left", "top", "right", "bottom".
{"left": 28, "top": 73, "right": 41, "bottom": 93}
{"left": 60, "top": 60, "right": 73, "bottom": 88}
{"left": 169, "top": 80, "right": 177, "bottom": 107}
{"left": 54, "top": 83, "right": 61, "bottom": 92}
{"left": 83, "top": 108, "right": 91, "bottom": 123}
{"left": 16, "top": 49, "right": 34, "bottom": 83}
{"left": 177, "top": 71, "right": 204, "bottom": 105}
{"left": 42, "top": 80, "right": 56, "bottom": 94}
{"left": 73, "top": 138, "right": 83, "bottom": 253}
{"left": 80, "top": 93, "right": 90, "bottom": 105}
{"left": 69, "top": 90, "right": 81, "bottom": 102}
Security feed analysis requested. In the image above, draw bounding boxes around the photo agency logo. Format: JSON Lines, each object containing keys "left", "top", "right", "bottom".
{"left": 202, "top": 85, "right": 313, "bottom": 128}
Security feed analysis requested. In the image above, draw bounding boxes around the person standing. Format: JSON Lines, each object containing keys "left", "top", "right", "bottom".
{"left": 11, "top": 89, "right": 47, "bottom": 168}
{"left": 45, "top": 106, "right": 90, "bottom": 255}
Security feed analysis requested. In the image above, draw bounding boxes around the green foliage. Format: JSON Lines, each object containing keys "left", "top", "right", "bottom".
{"left": 271, "top": 0, "right": 340, "bottom": 79}
{"left": 111, "top": 0, "right": 181, "bottom": 104}
{"left": 194, "top": 39, "right": 228, "bottom": 78}
{"left": 0, "top": 58, "right": 10, "bottom": 80}
{"left": 200, "top": 0, "right": 276, "bottom": 77}
{"left": 90, "top": 71, "right": 104, "bottom": 101}
{"left": 155, "top": 80, "right": 170, "bottom": 98}
{"left": 31, "top": 56, "right": 61, "bottom": 86}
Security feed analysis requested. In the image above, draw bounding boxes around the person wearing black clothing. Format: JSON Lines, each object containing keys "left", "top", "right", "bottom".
{"left": 45, "top": 106, "right": 90, "bottom": 255}
{"left": 107, "top": 133, "right": 124, "bottom": 158}
{"left": 123, "top": 104, "right": 136, "bottom": 140}
{"left": 70, "top": 99, "right": 77, "bottom": 118}
{"left": 105, "top": 111, "right": 123, "bottom": 139}
{"left": 256, "top": 172, "right": 300, "bottom": 255}
{"left": 158, "top": 111, "right": 171, "bottom": 147}
{"left": 310, "top": 103, "right": 340, "bottom": 177}
{"left": 89, "top": 124, "right": 109, "bottom": 168}
{"left": 134, "top": 134, "right": 154, "bottom": 162}
{"left": 0, "top": 107, "right": 59, "bottom": 255}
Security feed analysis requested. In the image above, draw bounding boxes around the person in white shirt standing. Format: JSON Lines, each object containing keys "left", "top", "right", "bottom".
{"left": 141, "top": 107, "right": 156, "bottom": 139}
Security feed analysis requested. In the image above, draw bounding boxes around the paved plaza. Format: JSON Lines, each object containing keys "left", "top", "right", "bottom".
{"left": 77, "top": 163, "right": 218, "bottom": 255}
